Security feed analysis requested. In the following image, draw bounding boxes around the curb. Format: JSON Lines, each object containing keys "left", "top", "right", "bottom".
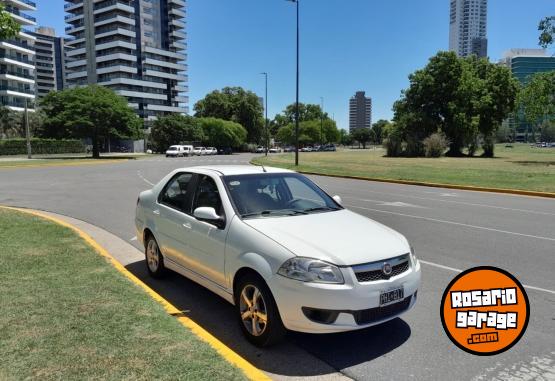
{"left": 0, "top": 206, "right": 271, "bottom": 381}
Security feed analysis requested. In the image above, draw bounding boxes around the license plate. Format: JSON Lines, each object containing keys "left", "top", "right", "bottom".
{"left": 380, "top": 287, "right": 404, "bottom": 306}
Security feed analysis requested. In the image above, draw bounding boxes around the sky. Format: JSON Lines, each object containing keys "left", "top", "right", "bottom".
{"left": 37, "top": 0, "right": 553, "bottom": 131}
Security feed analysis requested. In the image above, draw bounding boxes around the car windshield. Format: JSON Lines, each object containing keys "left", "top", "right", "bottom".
{"left": 223, "top": 173, "right": 341, "bottom": 218}
{"left": 168, "top": 146, "right": 179, "bottom": 150}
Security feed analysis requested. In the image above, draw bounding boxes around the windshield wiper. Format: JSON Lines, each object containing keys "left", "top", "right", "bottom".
{"left": 241, "top": 209, "right": 308, "bottom": 218}
{"left": 303, "top": 206, "right": 340, "bottom": 213}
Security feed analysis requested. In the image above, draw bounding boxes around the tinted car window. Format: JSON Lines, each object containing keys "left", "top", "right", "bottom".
{"left": 192, "top": 175, "right": 223, "bottom": 215}
{"left": 159, "top": 173, "right": 193, "bottom": 212}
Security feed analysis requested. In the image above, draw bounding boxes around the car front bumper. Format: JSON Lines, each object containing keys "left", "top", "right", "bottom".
{"left": 271, "top": 259, "right": 421, "bottom": 333}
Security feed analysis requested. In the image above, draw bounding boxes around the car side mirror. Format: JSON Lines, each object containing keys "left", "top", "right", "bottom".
{"left": 193, "top": 207, "right": 224, "bottom": 228}
{"left": 332, "top": 195, "right": 342, "bottom": 205}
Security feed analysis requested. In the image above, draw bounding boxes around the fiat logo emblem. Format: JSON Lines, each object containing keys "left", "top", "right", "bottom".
{"left": 382, "top": 262, "right": 393, "bottom": 276}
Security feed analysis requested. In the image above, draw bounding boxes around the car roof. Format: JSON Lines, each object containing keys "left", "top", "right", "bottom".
{"left": 181, "top": 165, "right": 295, "bottom": 176}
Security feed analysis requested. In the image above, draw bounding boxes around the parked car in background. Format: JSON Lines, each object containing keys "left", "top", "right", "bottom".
{"left": 182, "top": 145, "right": 194, "bottom": 156}
{"left": 193, "top": 147, "right": 207, "bottom": 156}
{"left": 218, "top": 147, "right": 233, "bottom": 155}
{"left": 283, "top": 146, "right": 295, "bottom": 152}
{"left": 301, "top": 146, "right": 313, "bottom": 152}
{"left": 324, "top": 144, "right": 337, "bottom": 152}
{"left": 166, "top": 145, "right": 186, "bottom": 157}
{"left": 135, "top": 166, "right": 421, "bottom": 347}
{"left": 269, "top": 147, "right": 282, "bottom": 153}
{"left": 206, "top": 147, "right": 218, "bottom": 155}
{"left": 255, "top": 146, "right": 266, "bottom": 153}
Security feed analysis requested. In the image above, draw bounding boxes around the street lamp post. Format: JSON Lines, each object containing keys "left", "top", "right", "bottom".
{"left": 287, "top": 0, "right": 300, "bottom": 166}
{"left": 24, "top": 98, "right": 31, "bottom": 159}
{"left": 320, "top": 96, "right": 324, "bottom": 145}
{"left": 261, "top": 72, "right": 269, "bottom": 156}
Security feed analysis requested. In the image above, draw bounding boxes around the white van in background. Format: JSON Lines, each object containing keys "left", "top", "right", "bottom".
{"left": 166, "top": 145, "right": 194, "bottom": 157}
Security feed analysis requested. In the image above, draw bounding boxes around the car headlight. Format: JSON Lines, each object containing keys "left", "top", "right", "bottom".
{"left": 410, "top": 246, "right": 418, "bottom": 267}
{"left": 277, "top": 257, "right": 344, "bottom": 284}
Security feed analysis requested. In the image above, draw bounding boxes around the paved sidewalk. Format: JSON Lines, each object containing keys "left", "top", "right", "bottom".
{"left": 37, "top": 210, "right": 351, "bottom": 381}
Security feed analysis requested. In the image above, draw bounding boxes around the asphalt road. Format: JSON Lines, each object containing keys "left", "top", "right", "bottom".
{"left": 1, "top": 153, "right": 554, "bottom": 380}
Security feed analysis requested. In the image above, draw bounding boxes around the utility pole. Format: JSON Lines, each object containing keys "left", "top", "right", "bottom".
{"left": 261, "top": 72, "right": 269, "bottom": 156}
{"left": 24, "top": 98, "right": 31, "bottom": 159}
{"left": 286, "top": 0, "right": 300, "bottom": 165}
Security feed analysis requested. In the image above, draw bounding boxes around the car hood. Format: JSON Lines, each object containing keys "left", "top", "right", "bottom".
{"left": 243, "top": 209, "right": 410, "bottom": 266}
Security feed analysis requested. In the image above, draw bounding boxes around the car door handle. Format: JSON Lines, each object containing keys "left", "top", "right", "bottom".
{"left": 182, "top": 223, "right": 192, "bottom": 229}
{"left": 152, "top": 209, "right": 160, "bottom": 215}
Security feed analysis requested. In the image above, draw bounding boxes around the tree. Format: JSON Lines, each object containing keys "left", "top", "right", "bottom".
{"left": 540, "top": 121, "right": 555, "bottom": 142}
{"left": 194, "top": 87, "right": 264, "bottom": 143}
{"left": 372, "top": 120, "right": 390, "bottom": 144}
{"left": 339, "top": 129, "right": 352, "bottom": 146}
{"left": 352, "top": 128, "right": 372, "bottom": 149}
{"left": 468, "top": 56, "right": 519, "bottom": 157}
{"left": 0, "top": 4, "right": 20, "bottom": 40}
{"left": 273, "top": 103, "right": 327, "bottom": 127}
{"left": 150, "top": 114, "right": 204, "bottom": 152}
{"left": 198, "top": 117, "right": 247, "bottom": 148}
{"left": 40, "top": 86, "right": 141, "bottom": 158}
{"left": 519, "top": 71, "right": 555, "bottom": 131}
{"left": 393, "top": 51, "right": 518, "bottom": 157}
{"left": 0, "top": 107, "right": 44, "bottom": 139}
{"left": 275, "top": 119, "right": 336, "bottom": 146}
{"left": 539, "top": 16, "right": 555, "bottom": 48}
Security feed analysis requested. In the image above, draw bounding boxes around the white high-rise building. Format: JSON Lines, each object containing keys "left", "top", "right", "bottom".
{"left": 449, "top": 0, "right": 488, "bottom": 58}
{"left": 0, "top": 0, "right": 37, "bottom": 111}
{"left": 64, "top": 0, "right": 188, "bottom": 122}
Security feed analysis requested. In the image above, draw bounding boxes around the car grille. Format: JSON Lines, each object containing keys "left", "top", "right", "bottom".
{"left": 353, "top": 297, "right": 411, "bottom": 325}
{"left": 352, "top": 254, "right": 410, "bottom": 283}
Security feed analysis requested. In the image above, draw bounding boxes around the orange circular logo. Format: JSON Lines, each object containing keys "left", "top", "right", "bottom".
{"left": 440, "top": 266, "right": 530, "bottom": 356}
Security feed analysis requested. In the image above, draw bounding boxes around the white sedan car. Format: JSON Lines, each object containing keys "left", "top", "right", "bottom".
{"left": 193, "top": 147, "right": 207, "bottom": 156}
{"left": 135, "top": 166, "right": 421, "bottom": 346}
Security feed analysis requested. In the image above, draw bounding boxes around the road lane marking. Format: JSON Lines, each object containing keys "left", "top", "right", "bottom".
{"left": 345, "top": 204, "right": 555, "bottom": 242}
{"left": 377, "top": 201, "right": 424, "bottom": 208}
{"left": 317, "top": 181, "right": 555, "bottom": 216}
{"left": 419, "top": 260, "right": 555, "bottom": 295}
{"left": 0, "top": 206, "right": 270, "bottom": 381}
{"left": 137, "top": 170, "right": 155, "bottom": 186}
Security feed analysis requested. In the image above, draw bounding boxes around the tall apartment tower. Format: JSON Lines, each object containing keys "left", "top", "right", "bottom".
{"left": 349, "top": 91, "right": 372, "bottom": 133}
{"left": 64, "top": 0, "right": 188, "bottom": 122}
{"left": 449, "top": 0, "right": 488, "bottom": 58}
{"left": 30, "top": 27, "right": 68, "bottom": 98}
{"left": 0, "top": 0, "right": 37, "bottom": 111}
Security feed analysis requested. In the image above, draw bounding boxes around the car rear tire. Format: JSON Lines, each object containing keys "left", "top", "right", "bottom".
{"left": 145, "top": 235, "right": 166, "bottom": 278}
{"left": 236, "top": 274, "right": 285, "bottom": 347}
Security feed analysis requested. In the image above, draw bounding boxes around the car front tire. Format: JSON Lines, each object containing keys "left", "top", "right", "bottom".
{"left": 145, "top": 235, "right": 166, "bottom": 278}
{"left": 236, "top": 274, "right": 285, "bottom": 347}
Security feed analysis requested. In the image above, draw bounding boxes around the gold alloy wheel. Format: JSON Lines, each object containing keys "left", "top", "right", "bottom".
{"left": 239, "top": 284, "right": 268, "bottom": 337}
{"left": 146, "top": 239, "right": 160, "bottom": 273}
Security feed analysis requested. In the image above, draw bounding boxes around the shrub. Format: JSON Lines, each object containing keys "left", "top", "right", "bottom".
{"left": 383, "top": 127, "right": 404, "bottom": 157}
{"left": 0, "top": 139, "right": 85, "bottom": 155}
{"left": 423, "top": 133, "right": 449, "bottom": 158}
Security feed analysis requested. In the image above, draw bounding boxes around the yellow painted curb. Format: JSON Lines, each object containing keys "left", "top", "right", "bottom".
{"left": 296, "top": 171, "right": 555, "bottom": 199}
{"left": 0, "top": 159, "right": 129, "bottom": 170}
{"left": 0, "top": 206, "right": 271, "bottom": 381}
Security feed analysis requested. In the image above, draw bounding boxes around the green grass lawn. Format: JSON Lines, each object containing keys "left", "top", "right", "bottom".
{"left": 0, "top": 209, "right": 246, "bottom": 380}
{"left": 252, "top": 144, "right": 555, "bottom": 193}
